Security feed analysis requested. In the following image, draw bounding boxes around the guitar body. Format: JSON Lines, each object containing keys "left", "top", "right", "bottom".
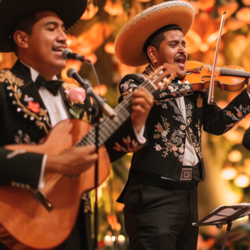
{"left": 0, "top": 119, "right": 110, "bottom": 249}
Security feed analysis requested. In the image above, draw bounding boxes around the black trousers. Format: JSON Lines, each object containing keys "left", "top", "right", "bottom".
{"left": 123, "top": 183, "right": 198, "bottom": 250}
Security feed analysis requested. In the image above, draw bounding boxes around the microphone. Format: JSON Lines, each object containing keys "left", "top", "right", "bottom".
{"left": 67, "top": 68, "right": 117, "bottom": 119}
{"left": 67, "top": 67, "right": 90, "bottom": 89}
{"left": 62, "top": 49, "right": 92, "bottom": 64}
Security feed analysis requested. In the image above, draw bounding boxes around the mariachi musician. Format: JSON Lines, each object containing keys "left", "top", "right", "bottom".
{"left": 114, "top": 1, "right": 250, "bottom": 250}
{"left": 0, "top": 0, "right": 156, "bottom": 249}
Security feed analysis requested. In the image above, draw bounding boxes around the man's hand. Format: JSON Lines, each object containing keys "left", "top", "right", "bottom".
{"left": 131, "top": 87, "right": 154, "bottom": 133}
{"left": 45, "top": 145, "right": 98, "bottom": 176}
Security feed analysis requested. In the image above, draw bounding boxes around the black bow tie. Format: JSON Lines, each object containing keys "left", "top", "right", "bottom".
{"left": 35, "top": 74, "right": 64, "bottom": 96}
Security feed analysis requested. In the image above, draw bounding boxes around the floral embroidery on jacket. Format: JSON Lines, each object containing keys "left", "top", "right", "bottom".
{"left": 225, "top": 111, "right": 239, "bottom": 121}
{"left": 188, "top": 122, "right": 203, "bottom": 159}
{"left": 186, "top": 103, "right": 193, "bottom": 126}
{"left": 0, "top": 70, "right": 51, "bottom": 134}
{"left": 153, "top": 116, "right": 185, "bottom": 161}
{"left": 113, "top": 136, "right": 142, "bottom": 153}
{"left": 14, "top": 130, "right": 36, "bottom": 145}
{"left": 119, "top": 64, "right": 193, "bottom": 103}
{"left": 141, "top": 64, "right": 193, "bottom": 104}
{"left": 168, "top": 101, "right": 185, "bottom": 124}
{"left": 26, "top": 101, "right": 40, "bottom": 113}
{"left": 152, "top": 100, "right": 202, "bottom": 161}
{"left": 225, "top": 105, "right": 250, "bottom": 125}
{"left": 120, "top": 79, "right": 138, "bottom": 100}
{"left": 197, "top": 94, "right": 203, "bottom": 108}
{"left": 224, "top": 123, "right": 239, "bottom": 133}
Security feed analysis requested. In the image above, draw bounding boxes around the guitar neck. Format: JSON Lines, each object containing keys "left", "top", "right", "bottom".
{"left": 76, "top": 76, "right": 157, "bottom": 147}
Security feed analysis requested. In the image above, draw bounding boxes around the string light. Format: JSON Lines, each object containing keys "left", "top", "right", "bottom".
{"left": 234, "top": 174, "right": 250, "bottom": 188}
{"left": 228, "top": 150, "right": 242, "bottom": 163}
{"left": 234, "top": 174, "right": 249, "bottom": 188}
{"left": 104, "top": 42, "right": 115, "bottom": 54}
{"left": 220, "top": 165, "right": 237, "bottom": 180}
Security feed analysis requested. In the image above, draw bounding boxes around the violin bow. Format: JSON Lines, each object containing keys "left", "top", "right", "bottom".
{"left": 208, "top": 11, "right": 227, "bottom": 104}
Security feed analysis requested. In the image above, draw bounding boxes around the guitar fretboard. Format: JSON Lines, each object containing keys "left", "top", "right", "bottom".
{"left": 75, "top": 76, "right": 157, "bottom": 147}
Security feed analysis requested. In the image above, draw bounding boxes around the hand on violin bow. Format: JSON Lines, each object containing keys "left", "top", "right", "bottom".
{"left": 149, "top": 63, "right": 178, "bottom": 89}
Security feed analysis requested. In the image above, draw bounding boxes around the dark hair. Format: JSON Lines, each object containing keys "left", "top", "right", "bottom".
{"left": 143, "top": 24, "right": 182, "bottom": 64}
{"left": 144, "top": 32, "right": 165, "bottom": 64}
{"left": 12, "top": 13, "right": 38, "bottom": 54}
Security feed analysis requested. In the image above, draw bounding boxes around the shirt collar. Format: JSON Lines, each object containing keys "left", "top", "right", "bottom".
{"left": 19, "top": 60, "right": 58, "bottom": 82}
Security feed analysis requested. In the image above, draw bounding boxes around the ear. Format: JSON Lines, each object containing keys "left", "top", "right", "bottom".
{"left": 13, "top": 30, "right": 29, "bottom": 49}
{"left": 147, "top": 46, "right": 158, "bottom": 66}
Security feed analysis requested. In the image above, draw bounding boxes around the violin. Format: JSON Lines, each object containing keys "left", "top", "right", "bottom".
{"left": 183, "top": 11, "right": 250, "bottom": 104}
{"left": 182, "top": 60, "right": 250, "bottom": 92}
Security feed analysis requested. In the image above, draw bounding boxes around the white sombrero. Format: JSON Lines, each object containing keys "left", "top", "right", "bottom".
{"left": 115, "top": 1, "right": 194, "bottom": 67}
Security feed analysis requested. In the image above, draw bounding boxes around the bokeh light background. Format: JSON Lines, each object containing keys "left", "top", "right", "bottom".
{"left": 2, "top": 0, "right": 250, "bottom": 249}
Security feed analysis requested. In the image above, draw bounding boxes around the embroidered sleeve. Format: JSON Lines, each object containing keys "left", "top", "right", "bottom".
{"left": 119, "top": 78, "right": 139, "bottom": 101}
{"left": 119, "top": 73, "right": 193, "bottom": 104}
{"left": 203, "top": 89, "right": 250, "bottom": 135}
{"left": 104, "top": 117, "right": 148, "bottom": 162}
{"left": 113, "top": 135, "right": 142, "bottom": 153}
{"left": 154, "top": 82, "right": 193, "bottom": 104}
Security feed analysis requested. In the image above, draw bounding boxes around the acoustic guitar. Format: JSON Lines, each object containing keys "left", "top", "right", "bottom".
{"left": 0, "top": 72, "right": 166, "bottom": 249}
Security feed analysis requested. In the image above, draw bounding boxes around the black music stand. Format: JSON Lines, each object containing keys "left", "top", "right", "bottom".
{"left": 193, "top": 204, "right": 250, "bottom": 250}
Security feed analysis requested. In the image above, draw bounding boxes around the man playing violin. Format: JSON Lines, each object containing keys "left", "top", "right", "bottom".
{"left": 0, "top": 0, "right": 157, "bottom": 249}
{"left": 115, "top": 1, "right": 250, "bottom": 250}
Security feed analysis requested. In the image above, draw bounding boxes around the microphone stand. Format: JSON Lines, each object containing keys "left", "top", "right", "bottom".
{"left": 93, "top": 102, "right": 100, "bottom": 250}
{"left": 67, "top": 68, "right": 116, "bottom": 250}
{"left": 85, "top": 95, "right": 102, "bottom": 250}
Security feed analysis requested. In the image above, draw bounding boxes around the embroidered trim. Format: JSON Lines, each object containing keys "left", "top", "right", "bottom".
{"left": 113, "top": 136, "right": 142, "bottom": 153}
{"left": 188, "top": 123, "right": 203, "bottom": 159}
{"left": 153, "top": 115, "right": 186, "bottom": 161}
{"left": 224, "top": 105, "right": 250, "bottom": 132}
{"left": 0, "top": 69, "right": 51, "bottom": 134}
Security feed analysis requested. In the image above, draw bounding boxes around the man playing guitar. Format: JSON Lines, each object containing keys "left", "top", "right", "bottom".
{"left": 0, "top": 0, "right": 155, "bottom": 249}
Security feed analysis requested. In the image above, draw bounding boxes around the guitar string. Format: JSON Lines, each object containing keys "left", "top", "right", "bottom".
{"left": 81, "top": 82, "right": 155, "bottom": 147}
{"left": 76, "top": 78, "right": 157, "bottom": 147}
{"left": 76, "top": 80, "right": 156, "bottom": 147}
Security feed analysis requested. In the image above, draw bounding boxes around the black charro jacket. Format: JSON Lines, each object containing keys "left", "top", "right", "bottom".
{"left": 0, "top": 60, "right": 143, "bottom": 189}
{"left": 118, "top": 73, "right": 250, "bottom": 194}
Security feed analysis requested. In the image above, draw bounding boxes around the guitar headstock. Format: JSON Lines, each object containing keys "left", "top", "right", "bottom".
{"left": 147, "top": 63, "right": 178, "bottom": 90}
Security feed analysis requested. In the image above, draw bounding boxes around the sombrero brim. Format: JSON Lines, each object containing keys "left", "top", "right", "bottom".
{"left": 115, "top": 1, "right": 194, "bottom": 67}
{"left": 0, "top": 0, "right": 88, "bottom": 52}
